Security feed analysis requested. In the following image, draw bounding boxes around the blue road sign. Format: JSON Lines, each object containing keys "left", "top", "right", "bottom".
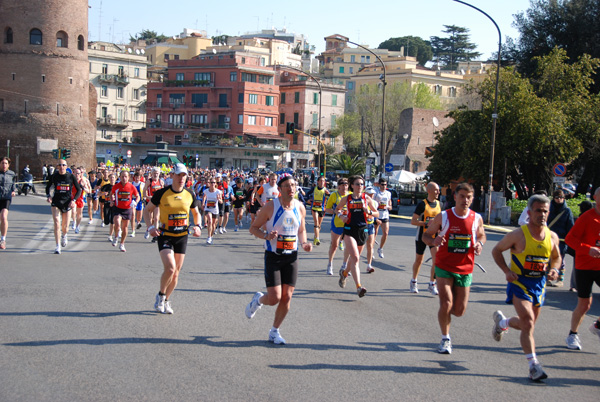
{"left": 553, "top": 163, "right": 566, "bottom": 177}
{"left": 385, "top": 163, "right": 394, "bottom": 173}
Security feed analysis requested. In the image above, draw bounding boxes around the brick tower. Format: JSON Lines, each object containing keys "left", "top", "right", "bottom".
{"left": 0, "top": 0, "right": 96, "bottom": 175}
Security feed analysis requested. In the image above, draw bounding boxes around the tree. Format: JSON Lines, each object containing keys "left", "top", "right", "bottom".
{"left": 330, "top": 113, "right": 362, "bottom": 156}
{"left": 430, "top": 25, "right": 481, "bottom": 70}
{"left": 378, "top": 36, "right": 433, "bottom": 66}
{"left": 327, "top": 154, "right": 365, "bottom": 176}
{"left": 130, "top": 29, "right": 169, "bottom": 43}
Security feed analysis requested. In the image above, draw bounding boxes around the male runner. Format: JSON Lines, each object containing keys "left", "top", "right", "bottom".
{"left": 95, "top": 169, "right": 111, "bottom": 227}
{"left": 0, "top": 157, "right": 16, "bottom": 250}
{"left": 364, "top": 186, "right": 378, "bottom": 273}
{"left": 373, "top": 178, "right": 392, "bottom": 259}
{"left": 145, "top": 163, "right": 201, "bottom": 314}
{"left": 306, "top": 176, "right": 330, "bottom": 245}
{"left": 46, "top": 159, "right": 81, "bottom": 254}
{"left": 325, "top": 178, "right": 350, "bottom": 275}
{"left": 410, "top": 182, "right": 442, "bottom": 295}
{"left": 491, "top": 194, "right": 561, "bottom": 381}
{"left": 422, "top": 182, "right": 485, "bottom": 354}
{"left": 145, "top": 167, "right": 164, "bottom": 240}
{"left": 87, "top": 170, "right": 99, "bottom": 224}
{"left": 100, "top": 173, "right": 116, "bottom": 241}
{"left": 257, "top": 173, "right": 279, "bottom": 208}
{"left": 231, "top": 177, "right": 246, "bottom": 231}
{"left": 564, "top": 187, "right": 600, "bottom": 350}
{"left": 131, "top": 171, "right": 145, "bottom": 237}
{"left": 110, "top": 170, "right": 139, "bottom": 252}
{"left": 246, "top": 173, "right": 312, "bottom": 344}
{"left": 71, "top": 168, "right": 92, "bottom": 234}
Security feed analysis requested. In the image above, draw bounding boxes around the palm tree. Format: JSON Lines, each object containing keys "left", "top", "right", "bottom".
{"left": 327, "top": 154, "right": 365, "bottom": 177}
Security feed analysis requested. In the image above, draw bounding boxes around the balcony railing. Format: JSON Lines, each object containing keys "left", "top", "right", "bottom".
{"left": 163, "top": 80, "right": 214, "bottom": 87}
{"left": 147, "top": 121, "right": 229, "bottom": 130}
{"left": 97, "top": 117, "right": 128, "bottom": 128}
{"left": 98, "top": 74, "right": 129, "bottom": 85}
{"left": 146, "top": 102, "right": 231, "bottom": 109}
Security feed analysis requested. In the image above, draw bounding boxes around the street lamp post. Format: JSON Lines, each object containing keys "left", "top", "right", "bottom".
{"left": 453, "top": 0, "right": 501, "bottom": 224}
{"left": 346, "top": 40, "right": 386, "bottom": 177}
{"left": 277, "top": 65, "right": 322, "bottom": 175}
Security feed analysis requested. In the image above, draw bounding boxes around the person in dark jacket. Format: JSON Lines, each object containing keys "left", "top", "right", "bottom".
{"left": 0, "top": 157, "right": 16, "bottom": 250}
{"left": 547, "top": 189, "right": 574, "bottom": 287}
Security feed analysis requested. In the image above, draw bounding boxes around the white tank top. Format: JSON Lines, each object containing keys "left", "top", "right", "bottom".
{"left": 374, "top": 189, "right": 391, "bottom": 220}
{"left": 204, "top": 189, "right": 220, "bottom": 214}
{"left": 265, "top": 197, "right": 301, "bottom": 255}
{"left": 260, "top": 182, "right": 279, "bottom": 204}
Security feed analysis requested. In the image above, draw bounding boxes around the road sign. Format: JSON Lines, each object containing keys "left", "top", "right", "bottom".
{"left": 106, "top": 149, "right": 112, "bottom": 154}
{"left": 385, "top": 163, "right": 394, "bottom": 173}
{"left": 336, "top": 170, "right": 349, "bottom": 174}
{"left": 553, "top": 176, "right": 566, "bottom": 184}
{"left": 127, "top": 150, "right": 132, "bottom": 157}
{"left": 366, "top": 159, "right": 373, "bottom": 165}
{"left": 553, "top": 163, "right": 566, "bottom": 177}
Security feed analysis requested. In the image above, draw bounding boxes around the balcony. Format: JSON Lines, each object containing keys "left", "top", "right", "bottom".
{"left": 97, "top": 117, "right": 128, "bottom": 128}
{"left": 163, "top": 80, "right": 214, "bottom": 88}
{"left": 146, "top": 102, "right": 231, "bottom": 110}
{"left": 98, "top": 74, "right": 129, "bottom": 85}
{"left": 146, "top": 121, "right": 230, "bottom": 131}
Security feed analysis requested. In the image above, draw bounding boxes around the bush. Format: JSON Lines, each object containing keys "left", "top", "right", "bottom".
{"left": 507, "top": 194, "right": 588, "bottom": 222}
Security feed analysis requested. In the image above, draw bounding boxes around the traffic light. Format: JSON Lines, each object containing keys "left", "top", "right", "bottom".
{"left": 52, "top": 149, "right": 59, "bottom": 159}
{"left": 319, "top": 164, "right": 324, "bottom": 176}
{"left": 182, "top": 155, "right": 187, "bottom": 166}
{"left": 62, "top": 148, "right": 71, "bottom": 159}
{"left": 286, "top": 122, "right": 295, "bottom": 135}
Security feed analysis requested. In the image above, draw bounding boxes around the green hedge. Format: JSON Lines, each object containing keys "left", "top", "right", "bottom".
{"left": 507, "top": 194, "right": 589, "bottom": 221}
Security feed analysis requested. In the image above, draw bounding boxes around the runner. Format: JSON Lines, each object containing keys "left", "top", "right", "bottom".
{"left": 109, "top": 170, "right": 140, "bottom": 252}
{"left": 422, "top": 182, "right": 485, "bottom": 354}
{"left": 364, "top": 186, "right": 378, "bottom": 273}
{"left": 95, "top": 169, "right": 111, "bottom": 227}
{"left": 218, "top": 174, "right": 233, "bottom": 233}
{"left": 46, "top": 159, "right": 81, "bottom": 254}
{"left": 373, "top": 178, "right": 392, "bottom": 259}
{"left": 87, "top": 170, "right": 99, "bottom": 224}
{"left": 202, "top": 177, "right": 222, "bottom": 244}
{"left": 100, "top": 173, "right": 116, "bottom": 242}
{"left": 410, "top": 182, "right": 442, "bottom": 295}
{"left": 231, "top": 177, "right": 246, "bottom": 231}
{"left": 305, "top": 176, "right": 330, "bottom": 245}
{"left": 336, "top": 175, "right": 379, "bottom": 297}
{"left": 71, "top": 167, "right": 92, "bottom": 234}
{"left": 0, "top": 157, "right": 16, "bottom": 250}
{"left": 245, "top": 173, "right": 312, "bottom": 344}
{"left": 564, "top": 187, "right": 600, "bottom": 350}
{"left": 491, "top": 193, "right": 561, "bottom": 381}
{"left": 145, "top": 167, "right": 164, "bottom": 241}
{"left": 249, "top": 177, "right": 266, "bottom": 225}
{"left": 145, "top": 163, "right": 202, "bottom": 315}
{"left": 131, "top": 171, "right": 145, "bottom": 237}
{"left": 325, "top": 178, "right": 350, "bottom": 275}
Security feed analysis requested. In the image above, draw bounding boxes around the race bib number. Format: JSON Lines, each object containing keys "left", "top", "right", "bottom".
{"left": 236, "top": 191, "right": 244, "bottom": 197}
{"left": 378, "top": 201, "right": 387, "bottom": 210}
{"left": 167, "top": 213, "right": 188, "bottom": 233}
{"left": 522, "top": 255, "right": 549, "bottom": 278}
{"left": 207, "top": 201, "right": 216, "bottom": 208}
{"left": 57, "top": 185, "right": 70, "bottom": 191}
{"left": 276, "top": 234, "right": 297, "bottom": 254}
{"left": 267, "top": 197, "right": 274, "bottom": 202}
{"left": 447, "top": 233, "right": 471, "bottom": 253}
{"left": 313, "top": 201, "right": 322, "bottom": 208}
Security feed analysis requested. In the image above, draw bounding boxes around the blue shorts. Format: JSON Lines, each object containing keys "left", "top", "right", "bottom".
{"left": 368, "top": 223, "right": 375, "bottom": 235}
{"left": 330, "top": 224, "right": 344, "bottom": 235}
{"left": 135, "top": 201, "right": 144, "bottom": 211}
{"left": 506, "top": 278, "right": 546, "bottom": 307}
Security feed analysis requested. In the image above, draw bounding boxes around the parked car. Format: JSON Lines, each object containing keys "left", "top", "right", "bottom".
{"left": 389, "top": 189, "right": 400, "bottom": 214}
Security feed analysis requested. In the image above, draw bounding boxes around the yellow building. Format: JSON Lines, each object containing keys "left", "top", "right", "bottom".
{"left": 145, "top": 29, "right": 212, "bottom": 68}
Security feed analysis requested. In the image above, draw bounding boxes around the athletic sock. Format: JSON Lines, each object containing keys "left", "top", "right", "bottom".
{"left": 356, "top": 283, "right": 362, "bottom": 289}
{"left": 270, "top": 326, "right": 279, "bottom": 333}
{"left": 569, "top": 330, "right": 578, "bottom": 335}
{"left": 0, "top": 236, "right": 5, "bottom": 241}
{"left": 442, "top": 334, "right": 451, "bottom": 341}
{"left": 499, "top": 318, "right": 510, "bottom": 329}
{"left": 158, "top": 291, "right": 166, "bottom": 297}
{"left": 526, "top": 353, "right": 538, "bottom": 368}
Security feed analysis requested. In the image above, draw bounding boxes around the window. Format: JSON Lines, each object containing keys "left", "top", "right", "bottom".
{"left": 191, "top": 93, "right": 207, "bottom": 107}
{"left": 448, "top": 87, "right": 457, "bottom": 97}
{"left": 5, "top": 27, "right": 13, "bottom": 44}
{"left": 331, "top": 137, "right": 336, "bottom": 147}
{"left": 101, "top": 129, "right": 108, "bottom": 139}
{"left": 310, "top": 137, "right": 317, "bottom": 145}
{"left": 293, "top": 132, "right": 298, "bottom": 144}
{"left": 101, "top": 64, "right": 108, "bottom": 74}
{"left": 293, "top": 112, "right": 299, "bottom": 125}
{"left": 101, "top": 85, "right": 108, "bottom": 97}
{"left": 313, "top": 93, "right": 318, "bottom": 104}
{"left": 350, "top": 55, "right": 355, "bottom": 63}
{"left": 77, "top": 35, "right": 84, "bottom": 50}
{"left": 280, "top": 113, "right": 285, "bottom": 124}
{"left": 101, "top": 107, "right": 107, "bottom": 118}
{"left": 30, "top": 28, "right": 42, "bottom": 45}
{"left": 312, "top": 113, "right": 318, "bottom": 129}
{"left": 41, "top": 75, "right": 45, "bottom": 83}
{"left": 339, "top": 66, "right": 344, "bottom": 74}
{"left": 238, "top": 114, "right": 243, "bottom": 124}
{"left": 191, "top": 114, "right": 208, "bottom": 124}
{"left": 434, "top": 85, "right": 442, "bottom": 95}
{"left": 265, "top": 117, "right": 273, "bottom": 127}
{"left": 347, "top": 82, "right": 354, "bottom": 90}
{"left": 241, "top": 57, "right": 246, "bottom": 64}
{"left": 176, "top": 73, "right": 185, "bottom": 81}
{"left": 249, "top": 94, "right": 258, "bottom": 104}
{"left": 248, "top": 115, "right": 256, "bottom": 125}
{"left": 118, "top": 66, "right": 124, "bottom": 77}
{"left": 219, "top": 94, "right": 227, "bottom": 107}
{"left": 117, "top": 87, "right": 124, "bottom": 99}
{"left": 156, "top": 94, "right": 162, "bottom": 107}
{"left": 361, "top": 55, "right": 365, "bottom": 63}
{"left": 332, "top": 95, "right": 338, "bottom": 106}
{"left": 169, "top": 114, "right": 185, "bottom": 128}
{"left": 164, "top": 54, "right": 170, "bottom": 61}
{"left": 241, "top": 72, "right": 256, "bottom": 82}
{"left": 331, "top": 115, "right": 337, "bottom": 128}
{"left": 155, "top": 135, "right": 163, "bottom": 143}
{"left": 349, "top": 67, "right": 354, "bottom": 74}
{"left": 194, "top": 72, "right": 211, "bottom": 81}
{"left": 260, "top": 58, "right": 265, "bottom": 66}
{"left": 56, "top": 31, "right": 68, "bottom": 47}
{"left": 265, "top": 96, "right": 274, "bottom": 106}
{"left": 174, "top": 55, "right": 179, "bottom": 60}
{"left": 294, "top": 92, "right": 300, "bottom": 103}
{"left": 230, "top": 72, "right": 237, "bottom": 82}
{"left": 169, "top": 93, "right": 185, "bottom": 105}
{"left": 238, "top": 93, "right": 244, "bottom": 103}
{"left": 133, "top": 109, "right": 139, "bottom": 121}
{"left": 134, "top": 68, "right": 140, "bottom": 77}
{"left": 116, "top": 108, "right": 124, "bottom": 123}
{"left": 366, "top": 56, "right": 371, "bottom": 63}
{"left": 133, "top": 88, "right": 139, "bottom": 100}
{"left": 174, "top": 135, "right": 183, "bottom": 145}
{"left": 281, "top": 93, "right": 286, "bottom": 104}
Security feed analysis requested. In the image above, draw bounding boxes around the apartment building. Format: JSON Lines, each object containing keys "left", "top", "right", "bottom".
{"left": 89, "top": 41, "right": 149, "bottom": 143}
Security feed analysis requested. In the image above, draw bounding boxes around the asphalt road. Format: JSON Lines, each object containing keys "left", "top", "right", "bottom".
{"left": 1, "top": 195, "right": 598, "bottom": 401}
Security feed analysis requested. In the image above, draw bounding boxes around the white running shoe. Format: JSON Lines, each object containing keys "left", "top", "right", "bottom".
{"left": 222, "top": 227, "right": 227, "bottom": 233}
{"left": 164, "top": 300, "right": 174, "bottom": 314}
{"left": 88, "top": 219, "right": 93, "bottom": 225}
{"left": 144, "top": 231, "right": 150, "bottom": 240}
{"left": 428, "top": 282, "right": 439, "bottom": 296}
{"left": 119, "top": 243, "right": 126, "bottom": 252}
{"left": 61, "top": 235, "right": 68, "bottom": 248}
{"left": 410, "top": 280, "right": 419, "bottom": 294}
{"left": 130, "top": 230, "right": 135, "bottom": 238}
{"left": 529, "top": 362, "right": 547, "bottom": 381}
{"left": 71, "top": 222, "right": 76, "bottom": 230}
{"left": 101, "top": 222, "right": 105, "bottom": 227}
{"left": 269, "top": 330, "right": 286, "bottom": 345}
{"left": 326, "top": 263, "right": 333, "bottom": 275}
{"left": 378, "top": 248, "right": 384, "bottom": 258}
{"left": 219, "top": 227, "right": 223, "bottom": 234}
{"left": 234, "top": 225, "right": 239, "bottom": 232}
{"left": 54, "top": 245, "right": 61, "bottom": 255}
{"left": 239, "top": 222, "right": 243, "bottom": 229}
{"left": 492, "top": 310, "right": 508, "bottom": 341}
{"left": 338, "top": 268, "right": 347, "bottom": 288}
{"left": 366, "top": 265, "right": 375, "bottom": 273}
{"left": 154, "top": 293, "right": 166, "bottom": 313}
{"left": 566, "top": 333, "right": 582, "bottom": 350}
{"left": 438, "top": 339, "right": 452, "bottom": 354}
{"left": 245, "top": 292, "right": 264, "bottom": 319}
{"left": 206, "top": 237, "right": 213, "bottom": 244}
{"left": 108, "top": 235, "right": 113, "bottom": 242}
{"left": 74, "top": 227, "right": 80, "bottom": 234}
{"left": 112, "top": 238, "right": 118, "bottom": 247}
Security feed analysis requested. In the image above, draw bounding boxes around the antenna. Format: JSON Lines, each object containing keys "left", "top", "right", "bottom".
{"left": 127, "top": 48, "right": 132, "bottom": 54}
{"left": 98, "top": 0, "right": 103, "bottom": 41}
{"left": 212, "top": 48, "right": 217, "bottom": 54}
{"left": 140, "top": 49, "right": 145, "bottom": 55}
{"left": 135, "top": 49, "right": 141, "bottom": 55}
{"left": 432, "top": 117, "right": 439, "bottom": 127}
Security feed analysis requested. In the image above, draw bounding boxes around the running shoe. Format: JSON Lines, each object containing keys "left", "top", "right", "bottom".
{"left": 378, "top": 248, "right": 384, "bottom": 259}
{"left": 154, "top": 293, "right": 166, "bottom": 313}
{"left": 130, "top": 230, "right": 135, "bottom": 238}
{"left": 357, "top": 287, "right": 367, "bottom": 298}
{"left": 88, "top": 219, "right": 93, "bottom": 225}
{"left": 338, "top": 241, "right": 344, "bottom": 251}
{"left": 101, "top": 222, "right": 105, "bottom": 227}
{"left": 492, "top": 310, "right": 508, "bottom": 342}
{"left": 326, "top": 263, "right": 333, "bottom": 276}
{"left": 366, "top": 266, "right": 375, "bottom": 273}
{"left": 118, "top": 229, "right": 122, "bottom": 238}
{"left": 206, "top": 237, "right": 213, "bottom": 244}
{"left": 410, "top": 280, "right": 419, "bottom": 294}
{"left": 268, "top": 330, "right": 286, "bottom": 345}
{"left": 222, "top": 228, "right": 227, "bottom": 233}
{"left": 119, "top": 243, "right": 126, "bottom": 252}
{"left": 71, "top": 222, "right": 76, "bottom": 230}
{"left": 234, "top": 225, "right": 239, "bottom": 232}
{"left": 589, "top": 322, "right": 600, "bottom": 344}
{"left": 136, "top": 223, "right": 142, "bottom": 230}
{"left": 239, "top": 222, "right": 243, "bottom": 229}
{"left": 54, "top": 245, "right": 61, "bottom": 254}
{"left": 0, "top": 240, "right": 5, "bottom": 250}
{"left": 566, "top": 333, "right": 582, "bottom": 350}
{"left": 164, "top": 300, "right": 174, "bottom": 314}
{"left": 219, "top": 227, "right": 223, "bottom": 234}
{"left": 151, "top": 236, "right": 157, "bottom": 243}
{"left": 108, "top": 235, "right": 113, "bottom": 242}
{"left": 338, "top": 268, "right": 347, "bottom": 288}
{"left": 529, "top": 363, "right": 547, "bottom": 382}
{"left": 112, "top": 237, "right": 118, "bottom": 247}
{"left": 315, "top": 238, "right": 321, "bottom": 246}
{"left": 144, "top": 231, "right": 150, "bottom": 240}
{"left": 245, "top": 291, "right": 264, "bottom": 319}
{"left": 428, "top": 282, "right": 439, "bottom": 296}
{"left": 61, "top": 235, "right": 68, "bottom": 248}
{"left": 438, "top": 339, "right": 452, "bottom": 354}
{"left": 75, "top": 227, "right": 80, "bottom": 234}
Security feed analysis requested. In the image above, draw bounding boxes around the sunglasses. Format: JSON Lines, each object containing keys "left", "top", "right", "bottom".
{"left": 58, "top": 164, "right": 67, "bottom": 166}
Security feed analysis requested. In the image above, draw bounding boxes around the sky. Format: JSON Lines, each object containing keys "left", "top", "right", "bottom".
{"left": 87, "top": 0, "right": 532, "bottom": 60}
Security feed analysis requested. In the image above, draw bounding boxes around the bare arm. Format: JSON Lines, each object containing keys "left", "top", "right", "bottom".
{"left": 298, "top": 203, "right": 312, "bottom": 252}
{"left": 491, "top": 229, "right": 520, "bottom": 283}
{"left": 423, "top": 213, "right": 443, "bottom": 247}
{"left": 249, "top": 202, "right": 275, "bottom": 240}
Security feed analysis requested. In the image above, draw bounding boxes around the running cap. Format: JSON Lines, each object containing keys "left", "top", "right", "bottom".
{"left": 365, "top": 186, "right": 376, "bottom": 194}
{"left": 278, "top": 173, "right": 294, "bottom": 187}
{"left": 172, "top": 163, "right": 188, "bottom": 175}
{"left": 247, "top": 177, "right": 254, "bottom": 184}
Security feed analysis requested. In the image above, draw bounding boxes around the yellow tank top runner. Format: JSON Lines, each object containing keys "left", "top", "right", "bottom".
{"left": 510, "top": 225, "right": 552, "bottom": 278}
{"left": 423, "top": 199, "right": 441, "bottom": 227}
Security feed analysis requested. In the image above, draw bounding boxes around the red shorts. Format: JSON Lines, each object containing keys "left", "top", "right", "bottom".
{"left": 75, "top": 197, "right": 85, "bottom": 209}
